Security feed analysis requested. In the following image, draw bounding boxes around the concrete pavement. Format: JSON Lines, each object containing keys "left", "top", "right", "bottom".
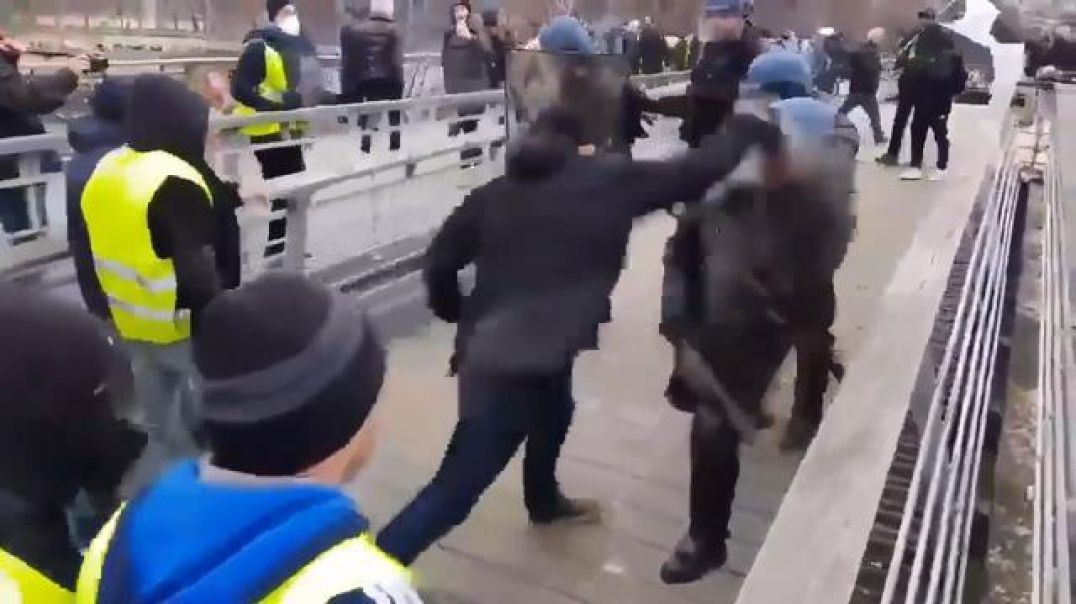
{"left": 339, "top": 99, "right": 1003, "bottom": 603}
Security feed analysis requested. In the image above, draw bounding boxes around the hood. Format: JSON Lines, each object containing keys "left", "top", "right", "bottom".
{"left": 68, "top": 117, "right": 126, "bottom": 154}
{"left": 125, "top": 75, "right": 208, "bottom": 163}
{"left": 95, "top": 461, "right": 368, "bottom": 603}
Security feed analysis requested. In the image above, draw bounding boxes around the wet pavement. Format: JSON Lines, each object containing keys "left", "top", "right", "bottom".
{"left": 339, "top": 101, "right": 1004, "bottom": 603}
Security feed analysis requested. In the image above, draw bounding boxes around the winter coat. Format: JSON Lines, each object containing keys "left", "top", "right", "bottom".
{"left": 340, "top": 14, "right": 404, "bottom": 95}
{"left": 0, "top": 54, "right": 77, "bottom": 187}
{"left": 422, "top": 115, "right": 782, "bottom": 388}
{"left": 442, "top": 30, "right": 490, "bottom": 95}
{"left": 848, "top": 41, "right": 883, "bottom": 95}
{"left": 637, "top": 25, "right": 668, "bottom": 74}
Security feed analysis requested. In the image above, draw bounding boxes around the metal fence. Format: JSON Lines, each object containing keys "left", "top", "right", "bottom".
{"left": 0, "top": 71, "right": 689, "bottom": 283}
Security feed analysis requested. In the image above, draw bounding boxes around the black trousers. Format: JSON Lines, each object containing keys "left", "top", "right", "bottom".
{"left": 885, "top": 94, "right": 915, "bottom": 158}
{"left": 689, "top": 404, "right": 741, "bottom": 547}
{"left": 251, "top": 137, "right": 305, "bottom": 258}
{"left": 378, "top": 362, "right": 576, "bottom": 565}
{"left": 341, "top": 78, "right": 404, "bottom": 153}
{"left": 839, "top": 93, "right": 886, "bottom": 143}
{"left": 909, "top": 107, "right": 951, "bottom": 170}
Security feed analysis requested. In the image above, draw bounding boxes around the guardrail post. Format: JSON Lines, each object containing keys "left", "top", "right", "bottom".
{"left": 17, "top": 152, "right": 46, "bottom": 235}
{"left": 283, "top": 195, "right": 310, "bottom": 272}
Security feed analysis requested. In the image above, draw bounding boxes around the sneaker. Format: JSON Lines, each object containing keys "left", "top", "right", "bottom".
{"left": 875, "top": 153, "right": 899, "bottom": 166}
{"left": 929, "top": 169, "right": 948, "bottom": 182}
{"left": 899, "top": 167, "right": 924, "bottom": 181}
{"left": 530, "top": 497, "right": 603, "bottom": 526}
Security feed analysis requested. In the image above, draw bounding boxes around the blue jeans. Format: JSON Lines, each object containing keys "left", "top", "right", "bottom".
{"left": 378, "top": 364, "right": 576, "bottom": 565}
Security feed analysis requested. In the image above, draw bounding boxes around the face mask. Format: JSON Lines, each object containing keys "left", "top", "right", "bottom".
{"left": 278, "top": 14, "right": 302, "bottom": 36}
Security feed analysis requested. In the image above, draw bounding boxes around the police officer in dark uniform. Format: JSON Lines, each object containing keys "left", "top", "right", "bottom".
{"left": 659, "top": 51, "right": 856, "bottom": 584}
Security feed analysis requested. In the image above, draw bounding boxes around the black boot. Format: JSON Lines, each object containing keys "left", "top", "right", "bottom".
{"left": 660, "top": 534, "right": 728, "bottom": 584}
{"left": 780, "top": 415, "right": 820, "bottom": 452}
{"left": 530, "top": 495, "right": 603, "bottom": 526}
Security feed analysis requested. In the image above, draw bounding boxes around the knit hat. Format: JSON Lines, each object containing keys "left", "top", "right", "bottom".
{"left": 91, "top": 77, "right": 131, "bottom": 123}
{"left": 0, "top": 284, "right": 120, "bottom": 421}
{"left": 267, "top": 0, "right": 293, "bottom": 21}
{"left": 193, "top": 273, "right": 385, "bottom": 476}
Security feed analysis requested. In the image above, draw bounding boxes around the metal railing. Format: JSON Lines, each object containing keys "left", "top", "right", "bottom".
{"left": 1035, "top": 85, "right": 1076, "bottom": 604}
{"left": 0, "top": 133, "right": 69, "bottom": 272}
{"left": 0, "top": 72, "right": 690, "bottom": 282}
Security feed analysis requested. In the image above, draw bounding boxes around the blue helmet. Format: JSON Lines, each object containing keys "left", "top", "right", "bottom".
{"left": 746, "top": 51, "right": 813, "bottom": 99}
{"left": 705, "top": 0, "right": 751, "bottom": 17}
{"left": 539, "top": 16, "right": 595, "bottom": 55}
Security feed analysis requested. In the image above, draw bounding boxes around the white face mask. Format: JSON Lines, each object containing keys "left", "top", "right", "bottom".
{"left": 278, "top": 14, "right": 302, "bottom": 36}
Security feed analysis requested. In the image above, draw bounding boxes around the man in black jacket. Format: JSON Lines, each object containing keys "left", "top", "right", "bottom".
{"left": 839, "top": 27, "right": 887, "bottom": 145}
{"left": 376, "top": 108, "right": 784, "bottom": 566}
{"left": 0, "top": 34, "right": 80, "bottom": 234}
{"left": 340, "top": 0, "right": 405, "bottom": 153}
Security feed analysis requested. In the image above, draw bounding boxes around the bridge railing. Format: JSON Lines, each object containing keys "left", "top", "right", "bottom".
{"left": 0, "top": 72, "right": 690, "bottom": 283}
{"left": 0, "top": 133, "right": 69, "bottom": 273}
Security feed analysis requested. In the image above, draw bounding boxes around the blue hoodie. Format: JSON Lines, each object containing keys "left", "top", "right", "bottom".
{"left": 94, "top": 461, "right": 370, "bottom": 603}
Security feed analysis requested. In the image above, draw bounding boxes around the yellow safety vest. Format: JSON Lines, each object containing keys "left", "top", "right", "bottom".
{"left": 81, "top": 147, "right": 212, "bottom": 345}
{"left": 76, "top": 509, "right": 418, "bottom": 604}
{"left": 234, "top": 42, "right": 290, "bottom": 137}
{"left": 0, "top": 548, "right": 74, "bottom": 603}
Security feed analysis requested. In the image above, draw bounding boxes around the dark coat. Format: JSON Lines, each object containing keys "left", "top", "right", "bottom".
{"left": 232, "top": 26, "right": 316, "bottom": 112}
{"left": 422, "top": 115, "right": 781, "bottom": 395}
{"left": 637, "top": 25, "right": 668, "bottom": 74}
{"left": 340, "top": 14, "right": 404, "bottom": 96}
{"left": 848, "top": 41, "right": 883, "bottom": 95}
{"left": 0, "top": 53, "right": 77, "bottom": 190}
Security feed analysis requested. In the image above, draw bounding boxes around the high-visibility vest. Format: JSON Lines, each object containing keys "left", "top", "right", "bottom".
{"left": 0, "top": 548, "right": 74, "bottom": 603}
{"left": 234, "top": 41, "right": 290, "bottom": 137}
{"left": 76, "top": 508, "right": 419, "bottom": 604}
{"left": 81, "top": 147, "right": 212, "bottom": 345}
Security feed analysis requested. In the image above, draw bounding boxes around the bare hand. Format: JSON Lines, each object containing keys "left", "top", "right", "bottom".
{"left": 66, "top": 54, "right": 91, "bottom": 73}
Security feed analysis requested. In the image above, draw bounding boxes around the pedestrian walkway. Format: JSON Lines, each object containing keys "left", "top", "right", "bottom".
{"left": 340, "top": 100, "right": 1007, "bottom": 603}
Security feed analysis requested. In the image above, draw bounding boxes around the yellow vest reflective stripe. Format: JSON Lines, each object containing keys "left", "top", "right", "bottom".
{"left": 0, "top": 548, "right": 74, "bottom": 603}
{"left": 81, "top": 148, "right": 211, "bottom": 345}
{"left": 234, "top": 42, "right": 289, "bottom": 137}
{"left": 77, "top": 508, "right": 419, "bottom": 603}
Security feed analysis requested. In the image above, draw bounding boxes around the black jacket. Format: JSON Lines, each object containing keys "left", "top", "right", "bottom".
{"left": 340, "top": 14, "right": 404, "bottom": 96}
{"left": 423, "top": 115, "right": 781, "bottom": 387}
{"left": 124, "top": 76, "right": 238, "bottom": 324}
{"left": 848, "top": 41, "right": 883, "bottom": 95}
{"left": 637, "top": 25, "right": 667, "bottom": 75}
{"left": 0, "top": 53, "right": 77, "bottom": 182}
{"left": 442, "top": 30, "right": 490, "bottom": 95}
{"left": 232, "top": 26, "right": 316, "bottom": 113}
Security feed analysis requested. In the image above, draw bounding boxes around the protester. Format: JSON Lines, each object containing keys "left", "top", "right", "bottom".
{"left": 443, "top": 1, "right": 491, "bottom": 163}
{"left": 233, "top": 0, "right": 318, "bottom": 258}
{"left": 658, "top": 50, "right": 855, "bottom": 584}
{"left": 65, "top": 78, "right": 130, "bottom": 320}
{"left": 878, "top": 8, "right": 942, "bottom": 166}
{"left": 0, "top": 33, "right": 81, "bottom": 235}
{"left": 375, "top": 107, "right": 784, "bottom": 566}
{"left": 0, "top": 284, "right": 144, "bottom": 602}
{"left": 637, "top": 17, "right": 668, "bottom": 75}
{"left": 672, "top": 33, "right": 701, "bottom": 71}
{"left": 900, "top": 22, "right": 965, "bottom": 181}
{"left": 483, "top": 9, "right": 510, "bottom": 89}
{"left": 80, "top": 75, "right": 236, "bottom": 491}
{"left": 75, "top": 273, "right": 421, "bottom": 603}
{"left": 839, "top": 27, "right": 888, "bottom": 146}
{"left": 340, "top": 0, "right": 405, "bottom": 153}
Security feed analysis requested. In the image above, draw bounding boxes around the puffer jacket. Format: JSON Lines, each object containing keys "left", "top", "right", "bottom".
{"left": 340, "top": 14, "right": 404, "bottom": 95}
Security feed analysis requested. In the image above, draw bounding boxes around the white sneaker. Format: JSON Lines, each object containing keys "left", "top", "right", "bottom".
{"left": 928, "top": 169, "right": 948, "bottom": 182}
{"left": 900, "top": 167, "right": 924, "bottom": 181}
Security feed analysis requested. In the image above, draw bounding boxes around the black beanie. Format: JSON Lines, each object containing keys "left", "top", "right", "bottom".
{"left": 193, "top": 272, "right": 385, "bottom": 477}
{"left": 267, "top": 0, "right": 293, "bottom": 20}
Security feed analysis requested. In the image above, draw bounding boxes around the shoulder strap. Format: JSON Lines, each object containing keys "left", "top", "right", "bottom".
{"left": 75, "top": 506, "right": 123, "bottom": 604}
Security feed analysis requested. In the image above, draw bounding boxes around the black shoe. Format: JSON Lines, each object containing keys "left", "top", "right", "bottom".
{"left": 530, "top": 496, "right": 603, "bottom": 526}
{"left": 875, "top": 153, "right": 899, "bottom": 166}
{"left": 660, "top": 535, "right": 728, "bottom": 585}
{"left": 780, "top": 416, "right": 820, "bottom": 452}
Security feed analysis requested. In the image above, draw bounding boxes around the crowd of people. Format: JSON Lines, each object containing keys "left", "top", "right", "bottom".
{"left": 0, "top": 0, "right": 1022, "bottom": 601}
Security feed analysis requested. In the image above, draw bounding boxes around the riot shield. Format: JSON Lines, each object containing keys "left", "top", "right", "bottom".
{"left": 505, "top": 49, "right": 632, "bottom": 151}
